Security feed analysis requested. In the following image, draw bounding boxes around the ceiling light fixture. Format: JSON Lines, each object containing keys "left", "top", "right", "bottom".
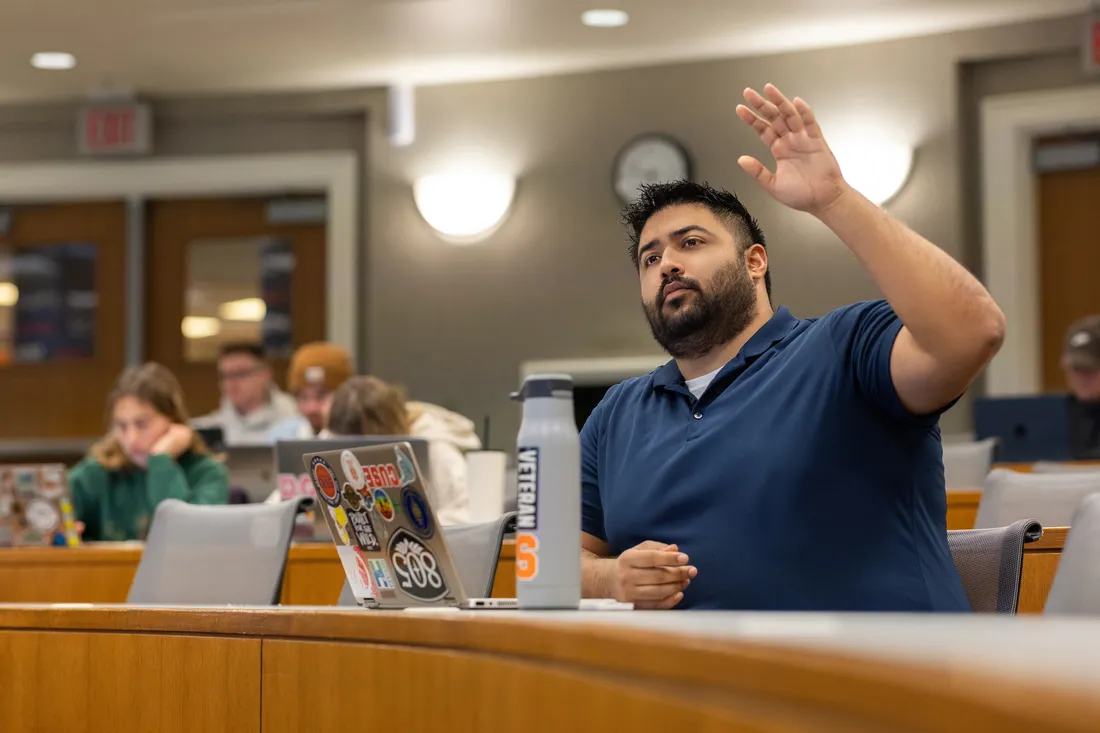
{"left": 218, "top": 297, "right": 267, "bottom": 322}
{"left": 581, "top": 9, "right": 629, "bottom": 28}
{"left": 829, "top": 127, "right": 914, "bottom": 206}
{"left": 0, "top": 282, "right": 17, "bottom": 307}
{"left": 181, "top": 316, "right": 221, "bottom": 340}
{"left": 31, "top": 52, "right": 76, "bottom": 71}
{"left": 413, "top": 172, "right": 516, "bottom": 243}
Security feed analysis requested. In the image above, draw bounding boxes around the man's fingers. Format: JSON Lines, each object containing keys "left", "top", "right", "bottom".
{"left": 735, "top": 105, "right": 777, "bottom": 148}
{"left": 738, "top": 156, "right": 775, "bottom": 192}
{"left": 763, "top": 83, "right": 804, "bottom": 133}
{"left": 627, "top": 549, "right": 690, "bottom": 568}
{"left": 792, "top": 96, "right": 822, "bottom": 137}
{"left": 628, "top": 565, "right": 696, "bottom": 585}
{"left": 630, "top": 582, "right": 689, "bottom": 602}
{"left": 743, "top": 87, "right": 788, "bottom": 135}
{"left": 653, "top": 591, "right": 686, "bottom": 610}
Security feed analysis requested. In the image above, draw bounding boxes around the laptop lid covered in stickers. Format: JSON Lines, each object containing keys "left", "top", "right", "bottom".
{"left": 0, "top": 464, "right": 80, "bottom": 547}
{"left": 303, "top": 441, "right": 468, "bottom": 609}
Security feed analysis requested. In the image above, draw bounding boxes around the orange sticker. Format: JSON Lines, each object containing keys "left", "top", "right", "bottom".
{"left": 515, "top": 532, "right": 539, "bottom": 582}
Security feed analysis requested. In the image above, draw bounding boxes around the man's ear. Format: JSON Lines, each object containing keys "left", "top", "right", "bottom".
{"left": 744, "top": 243, "right": 768, "bottom": 279}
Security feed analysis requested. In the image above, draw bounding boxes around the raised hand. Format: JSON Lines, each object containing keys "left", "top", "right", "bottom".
{"left": 735, "top": 83, "right": 850, "bottom": 215}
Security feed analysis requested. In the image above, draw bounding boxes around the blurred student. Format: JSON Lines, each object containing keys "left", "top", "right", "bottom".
{"left": 267, "top": 342, "right": 353, "bottom": 440}
{"left": 195, "top": 343, "right": 299, "bottom": 444}
{"left": 70, "top": 363, "right": 229, "bottom": 542}
{"left": 309, "top": 376, "right": 479, "bottom": 525}
{"left": 1062, "top": 316, "right": 1100, "bottom": 458}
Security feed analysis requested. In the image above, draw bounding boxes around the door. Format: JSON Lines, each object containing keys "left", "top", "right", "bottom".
{"left": 0, "top": 202, "right": 127, "bottom": 438}
{"left": 145, "top": 197, "right": 327, "bottom": 417}
{"left": 1038, "top": 164, "right": 1100, "bottom": 391}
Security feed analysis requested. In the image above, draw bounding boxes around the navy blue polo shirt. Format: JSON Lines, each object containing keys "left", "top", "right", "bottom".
{"left": 581, "top": 300, "right": 970, "bottom": 612}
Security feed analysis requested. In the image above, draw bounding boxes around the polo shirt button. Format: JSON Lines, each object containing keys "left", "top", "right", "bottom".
{"left": 693, "top": 412, "right": 703, "bottom": 420}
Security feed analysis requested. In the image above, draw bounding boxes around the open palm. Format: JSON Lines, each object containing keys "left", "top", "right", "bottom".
{"left": 735, "top": 84, "right": 848, "bottom": 214}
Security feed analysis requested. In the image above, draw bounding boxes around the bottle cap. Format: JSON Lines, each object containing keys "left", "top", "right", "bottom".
{"left": 510, "top": 373, "right": 573, "bottom": 401}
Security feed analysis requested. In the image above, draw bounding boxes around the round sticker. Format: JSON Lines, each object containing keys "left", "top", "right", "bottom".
{"left": 373, "top": 488, "right": 395, "bottom": 522}
{"left": 24, "top": 499, "right": 60, "bottom": 534}
{"left": 340, "top": 450, "right": 365, "bottom": 491}
{"left": 387, "top": 528, "right": 449, "bottom": 603}
{"left": 401, "top": 487, "right": 433, "bottom": 539}
{"left": 310, "top": 456, "right": 341, "bottom": 507}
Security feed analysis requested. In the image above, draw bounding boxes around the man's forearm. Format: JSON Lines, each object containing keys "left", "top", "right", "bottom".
{"left": 581, "top": 549, "right": 617, "bottom": 599}
{"left": 816, "top": 186, "right": 1005, "bottom": 365}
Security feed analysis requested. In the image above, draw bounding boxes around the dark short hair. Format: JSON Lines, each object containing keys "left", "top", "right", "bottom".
{"left": 218, "top": 342, "right": 266, "bottom": 362}
{"left": 623, "top": 180, "right": 771, "bottom": 299}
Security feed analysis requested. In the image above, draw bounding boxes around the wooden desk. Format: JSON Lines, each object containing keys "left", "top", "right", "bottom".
{"left": 0, "top": 606, "right": 1098, "bottom": 733}
{"left": 0, "top": 541, "right": 516, "bottom": 605}
{"left": 946, "top": 489, "right": 981, "bottom": 530}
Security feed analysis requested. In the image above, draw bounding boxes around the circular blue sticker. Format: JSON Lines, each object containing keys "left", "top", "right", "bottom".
{"left": 401, "top": 487, "right": 433, "bottom": 539}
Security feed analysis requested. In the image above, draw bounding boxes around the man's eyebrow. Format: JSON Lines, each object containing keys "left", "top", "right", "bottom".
{"left": 669, "top": 225, "right": 715, "bottom": 238}
{"left": 638, "top": 225, "right": 717, "bottom": 262}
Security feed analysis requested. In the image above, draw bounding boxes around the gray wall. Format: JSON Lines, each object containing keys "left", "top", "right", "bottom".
{"left": 364, "top": 15, "right": 1085, "bottom": 448}
{"left": 0, "top": 15, "right": 1091, "bottom": 450}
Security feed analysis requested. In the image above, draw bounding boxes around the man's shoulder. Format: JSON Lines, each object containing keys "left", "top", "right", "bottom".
{"left": 583, "top": 365, "right": 667, "bottom": 433}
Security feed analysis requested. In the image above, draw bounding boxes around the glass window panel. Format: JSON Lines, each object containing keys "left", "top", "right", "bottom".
{"left": 184, "top": 236, "right": 294, "bottom": 362}
{"left": 0, "top": 242, "right": 98, "bottom": 365}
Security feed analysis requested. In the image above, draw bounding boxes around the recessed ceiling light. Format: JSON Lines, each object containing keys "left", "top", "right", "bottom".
{"left": 581, "top": 9, "right": 629, "bottom": 28}
{"left": 31, "top": 52, "right": 76, "bottom": 71}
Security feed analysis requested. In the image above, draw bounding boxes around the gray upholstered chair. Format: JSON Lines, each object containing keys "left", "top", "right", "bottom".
{"left": 942, "top": 438, "right": 998, "bottom": 489}
{"left": 1045, "top": 494, "right": 1100, "bottom": 615}
{"left": 338, "top": 512, "right": 517, "bottom": 606}
{"left": 947, "top": 518, "right": 1042, "bottom": 613}
{"left": 974, "top": 469, "right": 1100, "bottom": 528}
{"left": 127, "top": 498, "right": 306, "bottom": 605}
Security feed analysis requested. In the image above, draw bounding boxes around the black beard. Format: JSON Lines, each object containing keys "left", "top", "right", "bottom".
{"left": 642, "top": 261, "right": 757, "bottom": 360}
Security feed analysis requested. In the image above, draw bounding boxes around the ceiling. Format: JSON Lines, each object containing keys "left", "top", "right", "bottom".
{"left": 0, "top": 0, "right": 1087, "bottom": 102}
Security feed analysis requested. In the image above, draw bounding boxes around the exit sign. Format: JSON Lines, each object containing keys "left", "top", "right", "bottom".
{"left": 1085, "top": 6, "right": 1100, "bottom": 74}
{"left": 78, "top": 103, "right": 152, "bottom": 156}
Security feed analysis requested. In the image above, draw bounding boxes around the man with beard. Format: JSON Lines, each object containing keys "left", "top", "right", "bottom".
{"left": 579, "top": 84, "right": 1005, "bottom": 611}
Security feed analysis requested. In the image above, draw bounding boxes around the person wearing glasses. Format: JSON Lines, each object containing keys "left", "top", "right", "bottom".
{"left": 194, "top": 342, "right": 301, "bottom": 444}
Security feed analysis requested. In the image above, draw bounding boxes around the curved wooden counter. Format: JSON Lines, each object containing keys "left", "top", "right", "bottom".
{"left": 0, "top": 605, "right": 1098, "bottom": 733}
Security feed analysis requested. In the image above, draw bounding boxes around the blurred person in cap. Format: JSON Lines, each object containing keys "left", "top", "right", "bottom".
{"left": 1062, "top": 316, "right": 1100, "bottom": 458}
{"left": 267, "top": 342, "right": 353, "bottom": 441}
{"left": 194, "top": 343, "right": 300, "bottom": 445}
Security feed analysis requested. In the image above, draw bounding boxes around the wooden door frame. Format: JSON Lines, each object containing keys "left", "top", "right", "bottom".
{"left": 0, "top": 152, "right": 358, "bottom": 368}
{"left": 981, "top": 85, "right": 1100, "bottom": 398}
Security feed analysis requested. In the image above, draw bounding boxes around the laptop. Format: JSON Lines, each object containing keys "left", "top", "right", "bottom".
{"left": 0, "top": 464, "right": 80, "bottom": 547}
{"left": 304, "top": 441, "right": 517, "bottom": 609}
{"left": 973, "top": 395, "right": 1072, "bottom": 463}
{"left": 223, "top": 445, "right": 278, "bottom": 504}
{"left": 276, "top": 437, "right": 431, "bottom": 541}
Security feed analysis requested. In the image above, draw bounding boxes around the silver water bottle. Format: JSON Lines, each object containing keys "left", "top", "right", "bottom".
{"left": 512, "top": 373, "right": 581, "bottom": 609}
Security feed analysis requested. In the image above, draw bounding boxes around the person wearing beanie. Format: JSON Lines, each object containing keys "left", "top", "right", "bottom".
{"left": 267, "top": 341, "right": 353, "bottom": 441}
{"left": 1062, "top": 316, "right": 1100, "bottom": 458}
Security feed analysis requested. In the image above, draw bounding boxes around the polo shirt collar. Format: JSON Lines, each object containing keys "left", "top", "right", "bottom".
{"left": 651, "top": 306, "right": 800, "bottom": 390}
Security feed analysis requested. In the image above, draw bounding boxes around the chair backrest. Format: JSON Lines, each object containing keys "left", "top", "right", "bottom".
{"left": 1044, "top": 493, "right": 1100, "bottom": 615}
{"left": 947, "top": 518, "right": 1042, "bottom": 613}
{"left": 1031, "top": 462, "right": 1100, "bottom": 474}
{"left": 337, "top": 512, "right": 517, "bottom": 606}
{"left": 942, "top": 438, "right": 999, "bottom": 489}
{"left": 127, "top": 498, "right": 304, "bottom": 605}
{"left": 974, "top": 469, "right": 1100, "bottom": 528}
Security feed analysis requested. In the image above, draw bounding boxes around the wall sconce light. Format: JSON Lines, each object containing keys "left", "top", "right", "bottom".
{"left": 413, "top": 172, "right": 516, "bottom": 242}
{"left": 829, "top": 129, "right": 914, "bottom": 206}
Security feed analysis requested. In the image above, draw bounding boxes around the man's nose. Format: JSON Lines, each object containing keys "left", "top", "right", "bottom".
{"left": 659, "top": 250, "right": 683, "bottom": 279}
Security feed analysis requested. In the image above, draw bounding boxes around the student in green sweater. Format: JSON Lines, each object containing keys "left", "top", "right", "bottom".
{"left": 70, "top": 362, "right": 228, "bottom": 541}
